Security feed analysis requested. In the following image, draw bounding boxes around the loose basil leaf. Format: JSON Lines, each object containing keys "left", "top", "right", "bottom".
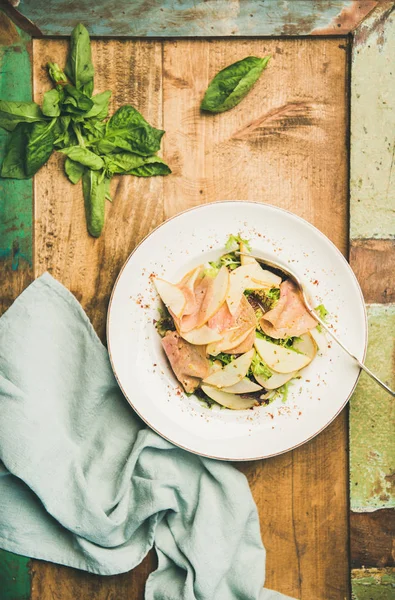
{"left": 64, "top": 84, "right": 94, "bottom": 112}
{"left": 47, "top": 62, "right": 68, "bottom": 85}
{"left": 59, "top": 146, "right": 104, "bottom": 170}
{"left": 64, "top": 157, "right": 85, "bottom": 184}
{"left": 128, "top": 159, "right": 171, "bottom": 177}
{"left": 82, "top": 169, "right": 108, "bottom": 237}
{"left": 0, "top": 123, "right": 28, "bottom": 179}
{"left": 0, "top": 100, "right": 45, "bottom": 132}
{"left": 201, "top": 55, "right": 270, "bottom": 113}
{"left": 65, "top": 23, "right": 94, "bottom": 94}
{"left": 25, "top": 119, "right": 56, "bottom": 177}
{"left": 97, "top": 105, "right": 164, "bottom": 156}
{"left": 42, "top": 88, "right": 63, "bottom": 117}
{"left": 102, "top": 151, "right": 155, "bottom": 174}
{"left": 83, "top": 90, "right": 111, "bottom": 119}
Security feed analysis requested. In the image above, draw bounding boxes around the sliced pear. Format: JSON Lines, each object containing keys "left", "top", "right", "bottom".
{"left": 178, "top": 265, "right": 204, "bottom": 288}
{"left": 254, "top": 337, "right": 311, "bottom": 374}
{"left": 154, "top": 278, "right": 186, "bottom": 318}
{"left": 201, "top": 385, "right": 256, "bottom": 410}
{"left": 181, "top": 325, "right": 223, "bottom": 345}
{"left": 255, "top": 370, "right": 297, "bottom": 390}
{"left": 198, "top": 266, "right": 229, "bottom": 326}
{"left": 203, "top": 348, "right": 254, "bottom": 388}
{"left": 222, "top": 378, "right": 263, "bottom": 394}
{"left": 207, "top": 326, "right": 255, "bottom": 356}
{"left": 239, "top": 241, "right": 258, "bottom": 266}
{"left": 293, "top": 332, "right": 317, "bottom": 360}
{"left": 227, "top": 264, "right": 281, "bottom": 315}
{"left": 260, "top": 390, "right": 276, "bottom": 401}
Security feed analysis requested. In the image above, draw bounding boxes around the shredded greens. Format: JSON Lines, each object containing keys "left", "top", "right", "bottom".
{"left": 155, "top": 307, "right": 176, "bottom": 337}
{"left": 314, "top": 303, "right": 329, "bottom": 333}
{"left": 248, "top": 353, "right": 272, "bottom": 380}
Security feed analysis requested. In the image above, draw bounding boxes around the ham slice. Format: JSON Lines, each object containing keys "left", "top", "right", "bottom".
{"left": 231, "top": 328, "right": 255, "bottom": 354}
{"left": 179, "top": 275, "right": 214, "bottom": 333}
{"left": 208, "top": 302, "right": 235, "bottom": 332}
{"left": 260, "top": 280, "right": 317, "bottom": 339}
{"left": 161, "top": 331, "right": 210, "bottom": 393}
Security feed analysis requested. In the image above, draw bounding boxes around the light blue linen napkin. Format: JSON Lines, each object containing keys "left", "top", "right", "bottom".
{"left": 0, "top": 273, "right": 295, "bottom": 600}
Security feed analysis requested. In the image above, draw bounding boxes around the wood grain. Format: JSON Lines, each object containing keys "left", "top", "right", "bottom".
{"left": 9, "top": 0, "right": 378, "bottom": 38}
{"left": 31, "top": 38, "right": 163, "bottom": 599}
{"left": 350, "top": 239, "right": 395, "bottom": 303}
{"left": 350, "top": 510, "right": 395, "bottom": 568}
{"left": 31, "top": 37, "right": 350, "bottom": 600}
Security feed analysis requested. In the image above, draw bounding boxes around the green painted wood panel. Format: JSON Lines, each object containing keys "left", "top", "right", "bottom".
{"left": 352, "top": 568, "right": 395, "bottom": 600}
{"left": 0, "top": 550, "right": 30, "bottom": 600}
{"left": 350, "top": 2, "right": 395, "bottom": 240}
{"left": 350, "top": 304, "right": 395, "bottom": 512}
{"left": 12, "top": 0, "right": 377, "bottom": 37}
{"left": 0, "top": 13, "right": 32, "bottom": 269}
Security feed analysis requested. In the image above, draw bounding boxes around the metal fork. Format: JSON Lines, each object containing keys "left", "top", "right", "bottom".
{"left": 237, "top": 251, "right": 395, "bottom": 397}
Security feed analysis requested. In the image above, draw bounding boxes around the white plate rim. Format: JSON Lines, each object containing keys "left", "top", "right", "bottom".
{"left": 107, "top": 201, "right": 368, "bottom": 461}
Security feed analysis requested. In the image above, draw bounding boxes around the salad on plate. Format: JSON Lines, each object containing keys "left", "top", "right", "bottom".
{"left": 154, "top": 235, "right": 321, "bottom": 410}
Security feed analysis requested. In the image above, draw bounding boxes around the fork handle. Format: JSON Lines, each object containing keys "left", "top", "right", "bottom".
{"left": 313, "top": 316, "right": 395, "bottom": 397}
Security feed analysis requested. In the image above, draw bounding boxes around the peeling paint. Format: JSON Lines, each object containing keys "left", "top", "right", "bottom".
{"left": 350, "top": 4, "right": 395, "bottom": 239}
{"left": 352, "top": 568, "right": 395, "bottom": 600}
{"left": 4, "top": 0, "right": 379, "bottom": 37}
{"left": 350, "top": 304, "right": 395, "bottom": 512}
{"left": 312, "top": 0, "right": 378, "bottom": 35}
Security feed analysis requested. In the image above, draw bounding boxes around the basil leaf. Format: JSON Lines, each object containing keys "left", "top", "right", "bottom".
{"left": 128, "top": 159, "right": 171, "bottom": 177}
{"left": 42, "top": 88, "right": 63, "bottom": 117}
{"left": 201, "top": 55, "right": 270, "bottom": 113}
{"left": 82, "top": 169, "right": 108, "bottom": 237}
{"left": 84, "top": 90, "right": 111, "bottom": 119}
{"left": 65, "top": 23, "right": 94, "bottom": 94}
{"left": 25, "top": 119, "right": 56, "bottom": 177}
{"left": 47, "top": 62, "right": 68, "bottom": 85}
{"left": 64, "top": 85, "right": 93, "bottom": 113}
{"left": 0, "top": 100, "right": 45, "bottom": 132}
{"left": 0, "top": 123, "right": 28, "bottom": 179}
{"left": 59, "top": 146, "right": 104, "bottom": 170}
{"left": 64, "top": 157, "right": 85, "bottom": 184}
{"left": 97, "top": 105, "right": 164, "bottom": 156}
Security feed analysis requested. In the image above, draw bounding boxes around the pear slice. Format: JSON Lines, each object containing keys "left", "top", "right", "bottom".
{"left": 201, "top": 385, "right": 256, "bottom": 410}
{"left": 198, "top": 265, "right": 229, "bottom": 326}
{"left": 203, "top": 348, "right": 254, "bottom": 388}
{"left": 239, "top": 241, "right": 258, "bottom": 266}
{"left": 222, "top": 378, "right": 263, "bottom": 394}
{"left": 255, "top": 370, "right": 297, "bottom": 390}
{"left": 293, "top": 332, "right": 317, "bottom": 360}
{"left": 154, "top": 278, "right": 186, "bottom": 318}
{"left": 254, "top": 337, "right": 311, "bottom": 374}
{"left": 226, "top": 264, "right": 281, "bottom": 315}
{"left": 207, "top": 326, "right": 255, "bottom": 356}
{"left": 181, "top": 325, "right": 223, "bottom": 345}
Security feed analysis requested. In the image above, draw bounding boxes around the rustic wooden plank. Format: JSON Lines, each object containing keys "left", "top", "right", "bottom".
{"left": 0, "top": 550, "right": 31, "bottom": 600}
{"left": 163, "top": 38, "right": 350, "bottom": 600}
{"left": 8, "top": 0, "right": 377, "bottom": 37}
{"left": 0, "top": 11, "right": 33, "bottom": 314}
{"left": 350, "top": 1, "right": 395, "bottom": 240}
{"left": 349, "top": 4, "right": 395, "bottom": 580}
{"left": 350, "top": 239, "right": 395, "bottom": 303}
{"left": 350, "top": 510, "right": 395, "bottom": 569}
{"left": 351, "top": 568, "right": 395, "bottom": 600}
{"left": 349, "top": 304, "right": 395, "bottom": 513}
{"left": 30, "top": 37, "right": 163, "bottom": 598}
{"left": 0, "top": 12, "right": 33, "bottom": 599}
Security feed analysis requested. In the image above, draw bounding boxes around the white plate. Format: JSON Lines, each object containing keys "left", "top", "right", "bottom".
{"left": 107, "top": 202, "right": 367, "bottom": 461}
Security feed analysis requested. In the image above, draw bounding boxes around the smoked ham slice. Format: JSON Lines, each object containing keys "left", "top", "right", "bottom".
{"left": 259, "top": 280, "right": 316, "bottom": 339}
{"left": 161, "top": 331, "right": 210, "bottom": 392}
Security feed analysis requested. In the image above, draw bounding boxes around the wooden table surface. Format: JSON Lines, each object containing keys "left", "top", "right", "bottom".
{"left": 0, "top": 3, "right": 394, "bottom": 600}
{"left": 28, "top": 36, "right": 349, "bottom": 600}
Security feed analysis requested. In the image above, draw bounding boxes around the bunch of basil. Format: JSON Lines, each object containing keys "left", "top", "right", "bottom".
{"left": 0, "top": 24, "right": 170, "bottom": 237}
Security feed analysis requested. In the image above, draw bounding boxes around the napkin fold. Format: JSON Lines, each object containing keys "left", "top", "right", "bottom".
{"left": 0, "top": 273, "right": 294, "bottom": 600}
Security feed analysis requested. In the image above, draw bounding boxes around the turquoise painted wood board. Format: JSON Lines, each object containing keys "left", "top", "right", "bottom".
{"left": 8, "top": 0, "right": 378, "bottom": 37}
